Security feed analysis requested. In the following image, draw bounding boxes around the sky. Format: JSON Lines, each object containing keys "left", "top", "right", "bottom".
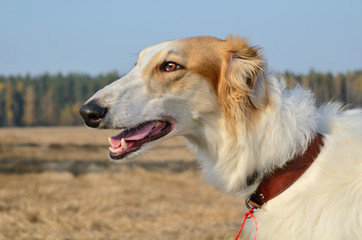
{"left": 1, "top": 0, "right": 361, "bottom": 76}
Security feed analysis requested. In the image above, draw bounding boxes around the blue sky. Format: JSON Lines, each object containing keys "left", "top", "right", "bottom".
{"left": 1, "top": 0, "right": 361, "bottom": 76}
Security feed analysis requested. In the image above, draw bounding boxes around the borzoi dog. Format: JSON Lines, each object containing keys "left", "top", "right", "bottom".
{"left": 79, "top": 36, "right": 362, "bottom": 239}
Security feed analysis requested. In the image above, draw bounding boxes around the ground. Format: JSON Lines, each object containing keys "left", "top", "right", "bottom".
{"left": 0, "top": 127, "right": 242, "bottom": 240}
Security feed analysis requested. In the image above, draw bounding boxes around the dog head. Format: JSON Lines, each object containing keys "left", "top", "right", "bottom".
{"left": 79, "top": 36, "right": 268, "bottom": 162}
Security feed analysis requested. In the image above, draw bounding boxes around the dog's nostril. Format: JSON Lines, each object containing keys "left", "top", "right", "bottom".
{"left": 88, "top": 112, "right": 106, "bottom": 120}
{"left": 79, "top": 101, "right": 108, "bottom": 128}
{"left": 89, "top": 114, "right": 99, "bottom": 119}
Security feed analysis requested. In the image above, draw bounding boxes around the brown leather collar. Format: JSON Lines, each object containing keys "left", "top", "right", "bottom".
{"left": 246, "top": 133, "right": 324, "bottom": 209}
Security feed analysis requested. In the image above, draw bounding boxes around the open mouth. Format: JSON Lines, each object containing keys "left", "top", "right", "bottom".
{"left": 108, "top": 120, "right": 174, "bottom": 160}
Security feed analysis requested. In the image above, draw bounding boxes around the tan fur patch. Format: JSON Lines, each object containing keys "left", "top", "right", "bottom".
{"left": 218, "top": 35, "right": 268, "bottom": 135}
{"left": 172, "top": 37, "right": 225, "bottom": 92}
{"left": 140, "top": 36, "right": 268, "bottom": 136}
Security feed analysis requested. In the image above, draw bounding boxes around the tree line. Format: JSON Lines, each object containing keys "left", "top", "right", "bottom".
{"left": 0, "top": 71, "right": 119, "bottom": 127}
{"left": 0, "top": 70, "right": 361, "bottom": 127}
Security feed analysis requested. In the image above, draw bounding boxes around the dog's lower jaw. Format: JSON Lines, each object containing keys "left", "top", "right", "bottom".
{"left": 108, "top": 145, "right": 146, "bottom": 164}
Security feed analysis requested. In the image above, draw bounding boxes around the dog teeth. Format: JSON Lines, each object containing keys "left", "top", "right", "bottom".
{"left": 108, "top": 138, "right": 128, "bottom": 153}
{"left": 155, "top": 121, "right": 161, "bottom": 127}
{"left": 109, "top": 147, "right": 119, "bottom": 153}
{"left": 121, "top": 138, "right": 128, "bottom": 148}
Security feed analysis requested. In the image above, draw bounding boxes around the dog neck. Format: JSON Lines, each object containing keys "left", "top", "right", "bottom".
{"left": 184, "top": 77, "right": 319, "bottom": 197}
{"left": 247, "top": 132, "right": 324, "bottom": 209}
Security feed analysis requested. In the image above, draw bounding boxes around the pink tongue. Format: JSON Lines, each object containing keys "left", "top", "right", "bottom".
{"left": 124, "top": 121, "right": 156, "bottom": 141}
{"left": 109, "top": 121, "right": 156, "bottom": 148}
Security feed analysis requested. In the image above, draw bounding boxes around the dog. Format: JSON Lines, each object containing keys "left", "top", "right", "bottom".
{"left": 79, "top": 36, "right": 362, "bottom": 239}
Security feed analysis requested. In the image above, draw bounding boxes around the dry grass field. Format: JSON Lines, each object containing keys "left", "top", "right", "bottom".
{"left": 0, "top": 127, "right": 242, "bottom": 240}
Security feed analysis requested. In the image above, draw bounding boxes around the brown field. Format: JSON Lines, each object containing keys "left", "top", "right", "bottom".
{"left": 0, "top": 127, "right": 242, "bottom": 240}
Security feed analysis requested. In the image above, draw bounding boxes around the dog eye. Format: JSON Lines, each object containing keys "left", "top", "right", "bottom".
{"left": 160, "top": 62, "right": 183, "bottom": 72}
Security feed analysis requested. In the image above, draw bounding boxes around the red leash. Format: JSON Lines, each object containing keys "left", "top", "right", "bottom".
{"left": 235, "top": 208, "right": 258, "bottom": 240}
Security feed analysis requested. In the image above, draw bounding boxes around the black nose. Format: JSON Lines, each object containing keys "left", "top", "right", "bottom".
{"left": 79, "top": 101, "right": 108, "bottom": 128}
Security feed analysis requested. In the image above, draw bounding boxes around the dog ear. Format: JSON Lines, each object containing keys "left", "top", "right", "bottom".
{"left": 218, "top": 35, "right": 268, "bottom": 131}
{"left": 225, "top": 35, "right": 267, "bottom": 108}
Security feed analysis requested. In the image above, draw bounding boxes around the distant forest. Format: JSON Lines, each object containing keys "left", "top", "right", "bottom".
{"left": 0, "top": 70, "right": 361, "bottom": 127}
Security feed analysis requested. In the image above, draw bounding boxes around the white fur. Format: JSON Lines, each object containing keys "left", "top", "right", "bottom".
{"left": 86, "top": 38, "right": 362, "bottom": 239}
{"left": 237, "top": 80, "right": 362, "bottom": 239}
